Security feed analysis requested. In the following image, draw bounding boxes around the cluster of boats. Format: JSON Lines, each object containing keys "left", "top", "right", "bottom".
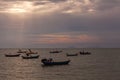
{"left": 66, "top": 51, "right": 91, "bottom": 56}
{"left": 5, "top": 49, "right": 39, "bottom": 59}
{"left": 4, "top": 49, "right": 91, "bottom": 66}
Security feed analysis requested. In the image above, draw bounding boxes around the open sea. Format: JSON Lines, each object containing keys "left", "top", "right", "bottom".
{"left": 0, "top": 48, "right": 120, "bottom": 80}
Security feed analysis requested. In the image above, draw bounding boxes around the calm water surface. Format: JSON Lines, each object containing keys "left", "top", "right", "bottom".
{"left": 0, "top": 48, "right": 120, "bottom": 80}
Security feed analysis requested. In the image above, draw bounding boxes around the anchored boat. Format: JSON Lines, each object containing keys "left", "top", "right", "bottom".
{"left": 41, "top": 58, "right": 70, "bottom": 65}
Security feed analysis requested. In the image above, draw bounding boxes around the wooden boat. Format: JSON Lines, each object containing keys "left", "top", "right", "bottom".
{"left": 41, "top": 58, "right": 70, "bottom": 65}
{"left": 22, "top": 54, "right": 39, "bottom": 59}
{"left": 5, "top": 53, "right": 20, "bottom": 57}
{"left": 66, "top": 53, "right": 78, "bottom": 56}
{"left": 80, "top": 51, "right": 91, "bottom": 55}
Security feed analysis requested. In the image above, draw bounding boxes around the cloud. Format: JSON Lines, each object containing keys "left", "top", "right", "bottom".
{"left": 0, "top": 0, "right": 120, "bottom": 48}
{"left": 31, "top": 33, "right": 99, "bottom": 44}
{"left": 0, "top": 0, "right": 120, "bottom": 15}
{"left": 93, "top": 0, "right": 120, "bottom": 11}
{"left": 19, "top": 32, "right": 100, "bottom": 48}
{"left": 0, "top": 0, "right": 95, "bottom": 14}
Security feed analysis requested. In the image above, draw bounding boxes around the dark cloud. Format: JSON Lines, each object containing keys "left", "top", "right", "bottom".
{"left": 93, "top": 0, "right": 120, "bottom": 11}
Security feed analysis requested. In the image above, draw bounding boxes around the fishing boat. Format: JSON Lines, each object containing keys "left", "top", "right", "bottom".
{"left": 5, "top": 53, "right": 20, "bottom": 57}
{"left": 41, "top": 58, "right": 70, "bottom": 65}
{"left": 80, "top": 51, "right": 91, "bottom": 55}
{"left": 66, "top": 53, "right": 78, "bottom": 56}
{"left": 26, "top": 52, "right": 38, "bottom": 54}
{"left": 17, "top": 49, "right": 27, "bottom": 53}
{"left": 49, "top": 50, "right": 62, "bottom": 53}
{"left": 26, "top": 49, "right": 38, "bottom": 54}
{"left": 22, "top": 54, "right": 39, "bottom": 59}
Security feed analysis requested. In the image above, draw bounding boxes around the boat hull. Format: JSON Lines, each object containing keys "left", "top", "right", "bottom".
{"left": 22, "top": 55, "right": 39, "bottom": 59}
{"left": 42, "top": 60, "right": 70, "bottom": 65}
{"left": 5, "top": 54, "right": 20, "bottom": 57}
{"left": 80, "top": 52, "right": 91, "bottom": 55}
{"left": 49, "top": 50, "right": 62, "bottom": 53}
{"left": 66, "top": 53, "right": 78, "bottom": 56}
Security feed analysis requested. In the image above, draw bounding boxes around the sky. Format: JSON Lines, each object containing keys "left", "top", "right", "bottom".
{"left": 0, "top": 0, "right": 120, "bottom": 48}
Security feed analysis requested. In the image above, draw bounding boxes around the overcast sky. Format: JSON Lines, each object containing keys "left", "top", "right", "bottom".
{"left": 0, "top": 0, "right": 120, "bottom": 48}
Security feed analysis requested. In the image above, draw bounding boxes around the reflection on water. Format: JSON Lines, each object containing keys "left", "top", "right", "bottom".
{"left": 0, "top": 48, "right": 120, "bottom": 80}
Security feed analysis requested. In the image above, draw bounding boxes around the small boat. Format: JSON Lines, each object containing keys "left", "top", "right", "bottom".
{"left": 26, "top": 49, "right": 38, "bottom": 54}
{"left": 5, "top": 53, "right": 20, "bottom": 57}
{"left": 41, "top": 58, "right": 70, "bottom": 65}
{"left": 17, "top": 49, "right": 27, "bottom": 53}
{"left": 22, "top": 54, "right": 39, "bottom": 59}
{"left": 80, "top": 51, "right": 91, "bottom": 55}
{"left": 66, "top": 53, "right": 78, "bottom": 56}
{"left": 26, "top": 52, "right": 38, "bottom": 54}
{"left": 49, "top": 50, "right": 62, "bottom": 53}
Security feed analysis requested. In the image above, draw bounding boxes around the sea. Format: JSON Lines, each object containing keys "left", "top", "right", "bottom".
{"left": 0, "top": 48, "right": 120, "bottom": 80}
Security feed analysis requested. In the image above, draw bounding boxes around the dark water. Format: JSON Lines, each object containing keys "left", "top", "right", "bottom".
{"left": 0, "top": 48, "right": 120, "bottom": 80}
